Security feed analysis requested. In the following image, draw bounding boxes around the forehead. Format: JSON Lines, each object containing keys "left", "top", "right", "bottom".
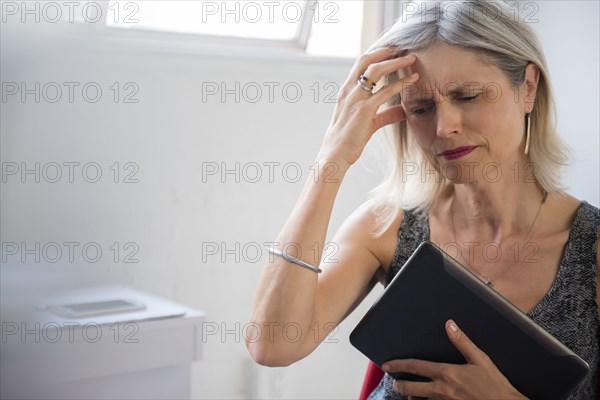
{"left": 399, "top": 43, "right": 507, "bottom": 99}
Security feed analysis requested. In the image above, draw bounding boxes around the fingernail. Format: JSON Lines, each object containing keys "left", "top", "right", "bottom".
{"left": 448, "top": 321, "right": 458, "bottom": 333}
{"left": 382, "top": 364, "right": 391, "bottom": 372}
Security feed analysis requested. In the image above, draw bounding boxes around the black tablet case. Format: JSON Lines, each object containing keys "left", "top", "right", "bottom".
{"left": 349, "top": 241, "right": 589, "bottom": 400}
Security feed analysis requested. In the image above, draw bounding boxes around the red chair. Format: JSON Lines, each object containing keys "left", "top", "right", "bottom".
{"left": 359, "top": 361, "right": 600, "bottom": 399}
{"left": 359, "top": 361, "right": 384, "bottom": 400}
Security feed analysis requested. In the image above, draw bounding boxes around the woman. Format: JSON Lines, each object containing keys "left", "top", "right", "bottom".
{"left": 247, "top": 1, "right": 599, "bottom": 398}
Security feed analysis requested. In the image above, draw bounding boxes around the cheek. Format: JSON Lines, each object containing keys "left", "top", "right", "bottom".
{"left": 406, "top": 121, "right": 440, "bottom": 167}
{"left": 478, "top": 98, "right": 521, "bottom": 141}
{"left": 463, "top": 96, "right": 511, "bottom": 142}
{"left": 406, "top": 117, "right": 436, "bottom": 147}
{"left": 408, "top": 126, "right": 435, "bottom": 154}
{"left": 465, "top": 109, "right": 492, "bottom": 134}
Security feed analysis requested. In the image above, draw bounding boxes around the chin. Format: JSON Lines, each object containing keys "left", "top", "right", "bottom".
{"left": 438, "top": 161, "right": 482, "bottom": 184}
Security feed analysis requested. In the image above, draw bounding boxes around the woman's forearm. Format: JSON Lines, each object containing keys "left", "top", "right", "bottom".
{"left": 246, "top": 155, "right": 349, "bottom": 366}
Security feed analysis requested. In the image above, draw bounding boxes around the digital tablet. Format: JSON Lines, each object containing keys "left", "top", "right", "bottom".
{"left": 349, "top": 241, "right": 589, "bottom": 400}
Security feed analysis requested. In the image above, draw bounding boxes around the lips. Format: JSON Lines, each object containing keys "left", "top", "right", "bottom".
{"left": 438, "top": 146, "right": 478, "bottom": 160}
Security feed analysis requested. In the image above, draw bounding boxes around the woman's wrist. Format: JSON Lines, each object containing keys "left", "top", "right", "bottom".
{"left": 313, "top": 151, "right": 352, "bottom": 178}
{"left": 309, "top": 160, "right": 349, "bottom": 186}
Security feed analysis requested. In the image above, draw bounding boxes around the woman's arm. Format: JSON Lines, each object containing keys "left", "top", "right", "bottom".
{"left": 246, "top": 187, "right": 388, "bottom": 366}
{"left": 246, "top": 48, "right": 418, "bottom": 366}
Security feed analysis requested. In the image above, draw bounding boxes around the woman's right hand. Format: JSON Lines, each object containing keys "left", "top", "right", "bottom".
{"left": 318, "top": 47, "right": 419, "bottom": 167}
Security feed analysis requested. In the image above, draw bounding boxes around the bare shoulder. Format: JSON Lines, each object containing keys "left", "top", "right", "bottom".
{"left": 545, "top": 191, "right": 597, "bottom": 259}
{"left": 547, "top": 192, "right": 598, "bottom": 242}
{"left": 544, "top": 192, "right": 582, "bottom": 229}
{"left": 334, "top": 202, "right": 404, "bottom": 284}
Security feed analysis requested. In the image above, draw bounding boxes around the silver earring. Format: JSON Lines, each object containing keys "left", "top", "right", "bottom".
{"left": 524, "top": 113, "right": 531, "bottom": 155}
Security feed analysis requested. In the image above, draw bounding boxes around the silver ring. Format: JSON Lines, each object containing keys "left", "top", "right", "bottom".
{"left": 357, "top": 74, "right": 376, "bottom": 93}
{"left": 356, "top": 80, "right": 373, "bottom": 93}
{"left": 359, "top": 74, "right": 377, "bottom": 88}
{"left": 357, "top": 79, "right": 374, "bottom": 93}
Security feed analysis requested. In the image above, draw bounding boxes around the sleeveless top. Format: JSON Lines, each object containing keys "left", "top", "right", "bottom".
{"left": 368, "top": 201, "right": 600, "bottom": 400}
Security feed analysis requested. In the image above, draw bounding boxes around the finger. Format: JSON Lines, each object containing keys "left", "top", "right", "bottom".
{"left": 382, "top": 358, "right": 441, "bottom": 379}
{"left": 446, "top": 319, "right": 485, "bottom": 364}
{"left": 343, "top": 51, "right": 416, "bottom": 100}
{"left": 349, "top": 55, "right": 418, "bottom": 99}
{"left": 361, "top": 53, "right": 417, "bottom": 88}
{"left": 342, "top": 47, "right": 400, "bottom": 90}
{"left": 393, "top": 379, "right": 433, "bottom": 398}
{"left": 372, "top": 104, "right": 407, "bottom": 131}
{"left": 368, "top": 72, "right": 419, "bottom": 107}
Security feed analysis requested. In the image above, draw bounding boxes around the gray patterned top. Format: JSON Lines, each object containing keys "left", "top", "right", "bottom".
{"left": 368, "top": 201, "right": 599, "bottom": 400}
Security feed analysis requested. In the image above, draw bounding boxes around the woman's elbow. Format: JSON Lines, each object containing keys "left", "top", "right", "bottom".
{"left": 245, "top": 340, "right": 301, "bottom": 367}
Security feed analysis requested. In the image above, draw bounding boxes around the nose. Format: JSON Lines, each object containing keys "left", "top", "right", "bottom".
{"left": 435, "top": 100, "right": 462, "bottom": 138}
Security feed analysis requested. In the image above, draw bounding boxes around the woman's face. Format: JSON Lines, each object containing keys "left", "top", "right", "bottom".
{"left": 398, "top": 42, "right": 538, "bottom": 184}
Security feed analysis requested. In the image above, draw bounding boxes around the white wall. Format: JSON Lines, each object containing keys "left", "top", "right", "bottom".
{"left": 533, "top": 1, "right": 599, "bottom": 204}
{"left": 1, "top": 1, "right": 597, "bottom": 399}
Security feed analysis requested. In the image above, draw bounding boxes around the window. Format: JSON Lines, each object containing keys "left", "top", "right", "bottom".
{"left": 105, "top": 0, "right": 367, "bottom": 58}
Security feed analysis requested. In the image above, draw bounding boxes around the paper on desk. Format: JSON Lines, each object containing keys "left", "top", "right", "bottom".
{"left": 34, "top": 284, "right": 189, "bottom": 325}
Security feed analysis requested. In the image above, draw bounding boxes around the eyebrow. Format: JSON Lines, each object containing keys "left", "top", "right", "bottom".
{"left": 401, "top": 83, "right": 481, "bottom": 106}
{"left": 401, "top": 97, "right": 434, "bottom": 107}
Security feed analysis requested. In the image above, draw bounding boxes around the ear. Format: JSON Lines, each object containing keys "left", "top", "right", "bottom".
{"left": 523, "top": 63, "right": 541, "bottom": 113}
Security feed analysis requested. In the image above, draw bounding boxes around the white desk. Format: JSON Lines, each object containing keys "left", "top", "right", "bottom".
{"left": 1, "top": 285, "right": 205, "bottom": 399}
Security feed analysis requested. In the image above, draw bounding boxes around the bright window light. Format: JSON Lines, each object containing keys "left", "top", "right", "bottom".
{"left": 306, "top": 1, "right": 363, "bottom": 58}
{"left": 105, "top": 0, "right": 364, "bottom": 58}
{"left": 106, "top": 0, "right": 307, "bottom": 40}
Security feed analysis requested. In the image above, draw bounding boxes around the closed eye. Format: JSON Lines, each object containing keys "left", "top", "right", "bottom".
{"left": 457, "top": 93, "right": 481, "bottom": 102}
{"left": 410, "top": 103, "right": 435, "bottom": 115}
{"left": 412, "top": 107, "right": 431, "bottom": 115}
